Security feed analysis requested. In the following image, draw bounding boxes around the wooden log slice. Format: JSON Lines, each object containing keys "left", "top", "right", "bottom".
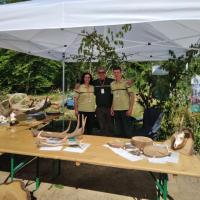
{"left": 143, "top": 145, "right": 170, "bottom": 158}
{"left": 131, "top": 136, "right": 153, "bottom": 150}
{"left": 0, "top": 181, "right": 31, "bottom": 200}
{"left": 107, "top": 141, "right": 125, "bottom": 148}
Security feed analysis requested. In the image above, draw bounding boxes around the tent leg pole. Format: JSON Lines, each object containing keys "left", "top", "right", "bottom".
{"left": 62, "top": 57, "right": 65, "bottom": 131}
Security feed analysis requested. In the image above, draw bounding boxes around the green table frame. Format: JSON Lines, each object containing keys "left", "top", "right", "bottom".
{"left": 9, "top": 154, "right": 169, "bottom": 200}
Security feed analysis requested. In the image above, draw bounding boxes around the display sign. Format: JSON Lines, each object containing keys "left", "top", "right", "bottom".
{"left": 191, "top": 75, "right": 200, "bottom": 112}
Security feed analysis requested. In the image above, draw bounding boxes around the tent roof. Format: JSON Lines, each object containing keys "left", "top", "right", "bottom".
{"left": 1, "top": 0, "right": 200, "bottom": 31}
{"left": 0, "top": 0, "right": 200, "bottom": 61}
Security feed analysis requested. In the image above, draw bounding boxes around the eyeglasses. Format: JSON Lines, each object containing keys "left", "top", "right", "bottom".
{"left": 98, "top": 71, "right": 106, "bottom": 74}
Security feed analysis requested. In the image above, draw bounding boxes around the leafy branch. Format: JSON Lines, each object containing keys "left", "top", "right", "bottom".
{"left": 74, "top": 24, "right": 132, "bottom": 73}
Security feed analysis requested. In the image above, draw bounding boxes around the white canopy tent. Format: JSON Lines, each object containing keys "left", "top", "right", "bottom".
{"left": 0, "top": 0, "right": 200, "bottom": 61}
{"left": 1, "top": 0, "right": 200, "bottom": 121}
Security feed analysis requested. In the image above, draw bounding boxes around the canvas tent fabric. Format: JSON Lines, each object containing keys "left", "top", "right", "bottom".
{"left": 1, "top": 0, "right": 200, "bottom": 31}
{"left": 0, "top": 0, "right": 200, "bottom": 61}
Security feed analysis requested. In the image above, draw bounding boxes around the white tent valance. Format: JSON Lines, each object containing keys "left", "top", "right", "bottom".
{"left": 0, "top": 0, "right": 200, "bottom": 61}
{"left": 1, "top": 0, "right": 200, "bottom": 31}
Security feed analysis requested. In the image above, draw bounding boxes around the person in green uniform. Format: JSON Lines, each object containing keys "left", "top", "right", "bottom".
{"left": 74, "top": 72, "right": 96, "bottom": 134}
{"left": 111, "top": 67, "right": 135, "bottom": 138}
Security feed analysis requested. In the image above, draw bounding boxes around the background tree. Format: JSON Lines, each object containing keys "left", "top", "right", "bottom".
{"left": 0, "top": 49, "right": 61, "bottom": 94}
{"left": 75, "top": 25, "right": 132, "bottom": 75}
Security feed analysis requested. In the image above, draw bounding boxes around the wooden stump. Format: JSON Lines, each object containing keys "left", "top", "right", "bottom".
{"left": 0, "top": 181, "right": 31, "bottom": 200}
{"left": 131, "top": 136, "right": 153, "bottom": 150}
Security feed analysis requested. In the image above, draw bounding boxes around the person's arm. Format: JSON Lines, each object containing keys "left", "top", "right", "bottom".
{"left": 126, "top": 92, "right": 135, "bottom": 116}
{"left": 74, "top": 83, "right": 80, "bottom": 90}
{"left": 74, "top": 85, "right": 80, "bottom": 117}
{"left": 126, "top": 79, "right": 133, "bottom": 86}
{"left": 110, "top": 104, "right": 114, "bottom": 116}
{"left": 74, "top": 97, "right": 79, "bottom": 116}
{"left": 110, "top": 82, "right": 114, "bottom": 116}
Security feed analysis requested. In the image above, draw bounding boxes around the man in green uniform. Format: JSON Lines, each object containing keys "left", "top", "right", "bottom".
{"left": 111, "top": 67, "right": 135, "bottom": 138}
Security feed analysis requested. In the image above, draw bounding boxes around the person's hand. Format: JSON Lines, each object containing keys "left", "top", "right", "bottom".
{"left": 126, "top": 79, "right": 133, "bottom": 86}
{"left": 126, "top": 109, "right": 132, "bottom": 116}
{"left": 110, "top": 108, "right": 114, "bottom": 116}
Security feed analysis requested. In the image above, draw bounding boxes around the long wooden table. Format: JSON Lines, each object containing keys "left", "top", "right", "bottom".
{"left": 0, "top": 126, "right": 200, "bottom": 199}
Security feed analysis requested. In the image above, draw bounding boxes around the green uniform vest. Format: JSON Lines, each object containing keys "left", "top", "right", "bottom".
{"left": 111, "top": 79, "right": 132, "bottom": 111}
{"left": 74, "top": 84, "right": 96, "bottom": 112}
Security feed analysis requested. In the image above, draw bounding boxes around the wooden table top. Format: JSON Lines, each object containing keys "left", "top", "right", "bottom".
{"left": 0, "top": 126, "right": 200, "bottom": 177}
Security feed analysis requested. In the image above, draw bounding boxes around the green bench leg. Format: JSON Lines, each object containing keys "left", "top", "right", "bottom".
{"left": 150, "top": 172, "right": 168, "bottom": 200}
{"left": 35, "top": 157, "right": 40, "bottom": 190}
{"left": 10, "top": 154, "right": 14, "bottom": 181}
{"left": 10, "top": 155, "right": 40, "bottom": 190}
{"left": 156, "top": 173, "right": 168, "bottom": 200}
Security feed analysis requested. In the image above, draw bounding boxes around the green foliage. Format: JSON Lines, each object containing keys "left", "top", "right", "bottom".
{"left": 76, "top": 24, "right": 132, "bottom": 74}
{"left": 0, "top": 49, "right": 61, "bottom": 94}
{"left": 160, "top": 53, "right": 200, "bottom": 153}
{"left": 185, "top": 113, "right": 200, "bottom": 153}
{"left": 0, "top": 0, "right": 28, "bottom": 4}
{"left": 121, "top": 50, "right": 200, "bottom": 153}
{"left": 122, "top": 62, "right": 166, "bottom": 109}
{"left": 63, "top": 62, "right": 86, "bottom": 90}
{"left": 161, "top": 83, "right": 190, "bottom": 138}
{"left": 161, "top": 85, "right": 200, "bottom": 153}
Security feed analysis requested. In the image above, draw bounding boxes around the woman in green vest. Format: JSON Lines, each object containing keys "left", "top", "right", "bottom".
{"left": 74, "top": 72, "right": 96, "bottom": 134}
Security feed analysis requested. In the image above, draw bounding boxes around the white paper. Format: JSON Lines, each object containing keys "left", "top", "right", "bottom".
{"left": 148, "top": 152, "right": 179, "bottom": 164}
{"left": 166, "top": 152, "right": 179, "bottom": 163}
{"left": 104, "top": 145, "right": 144, "bottom": 162}
{"left": 148, "top": 157, "right": 168, "bottom": 164}
{"left": 40, "top": 146, "right": 62, "bottom": 151}
{"left": 63, "top": 143, "right": 90, "bottom": 153}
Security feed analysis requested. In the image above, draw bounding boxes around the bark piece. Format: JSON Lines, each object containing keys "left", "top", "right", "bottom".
{"left": 0, "top": 181, "right": 31, "bottom": 200}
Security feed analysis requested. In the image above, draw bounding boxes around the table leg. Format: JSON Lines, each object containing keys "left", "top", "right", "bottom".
{"left": 10, "top": 155, "right": 38, "bottom": 186}
{"left": 10, "top": 154, "right": 14, "bottom": 181}
{"left": 10, "top": 155, "right": 28, "bottom": 181}
{"left": 150, "top": 172, "right": 168, "bottom": 200}
{"left": 156, "top": 173, "right": 168, "bottom": 200}
{"left": 52, "top": 160, "right": 61, "bottom": 179}
{"left": 35, "top": 157, "right": 40, "bottom": 190}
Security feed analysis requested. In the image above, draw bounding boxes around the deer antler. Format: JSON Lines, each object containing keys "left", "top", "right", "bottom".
{"left": 64, "top": 115, "right": 87, "bottom": 139}
{"left": 39, "top": 120, "right": 71, "bottom": 138}
{"left": 36, "top": 115, "right": 87, "bottom": 147}
{"left": 36, "top": 130, "right": 67, "bottom": 147}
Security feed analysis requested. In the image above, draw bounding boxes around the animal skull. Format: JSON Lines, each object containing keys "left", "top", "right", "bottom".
{"left": 174, "top": 131, "right": 185, "bottom": 149}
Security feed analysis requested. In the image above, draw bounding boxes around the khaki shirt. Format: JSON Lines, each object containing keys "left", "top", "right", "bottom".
{"left": 74, "top": 84, "right": 96, "bottom": 112}
{"left": 111, "top": 79, "right": 132, "bottom": 111}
